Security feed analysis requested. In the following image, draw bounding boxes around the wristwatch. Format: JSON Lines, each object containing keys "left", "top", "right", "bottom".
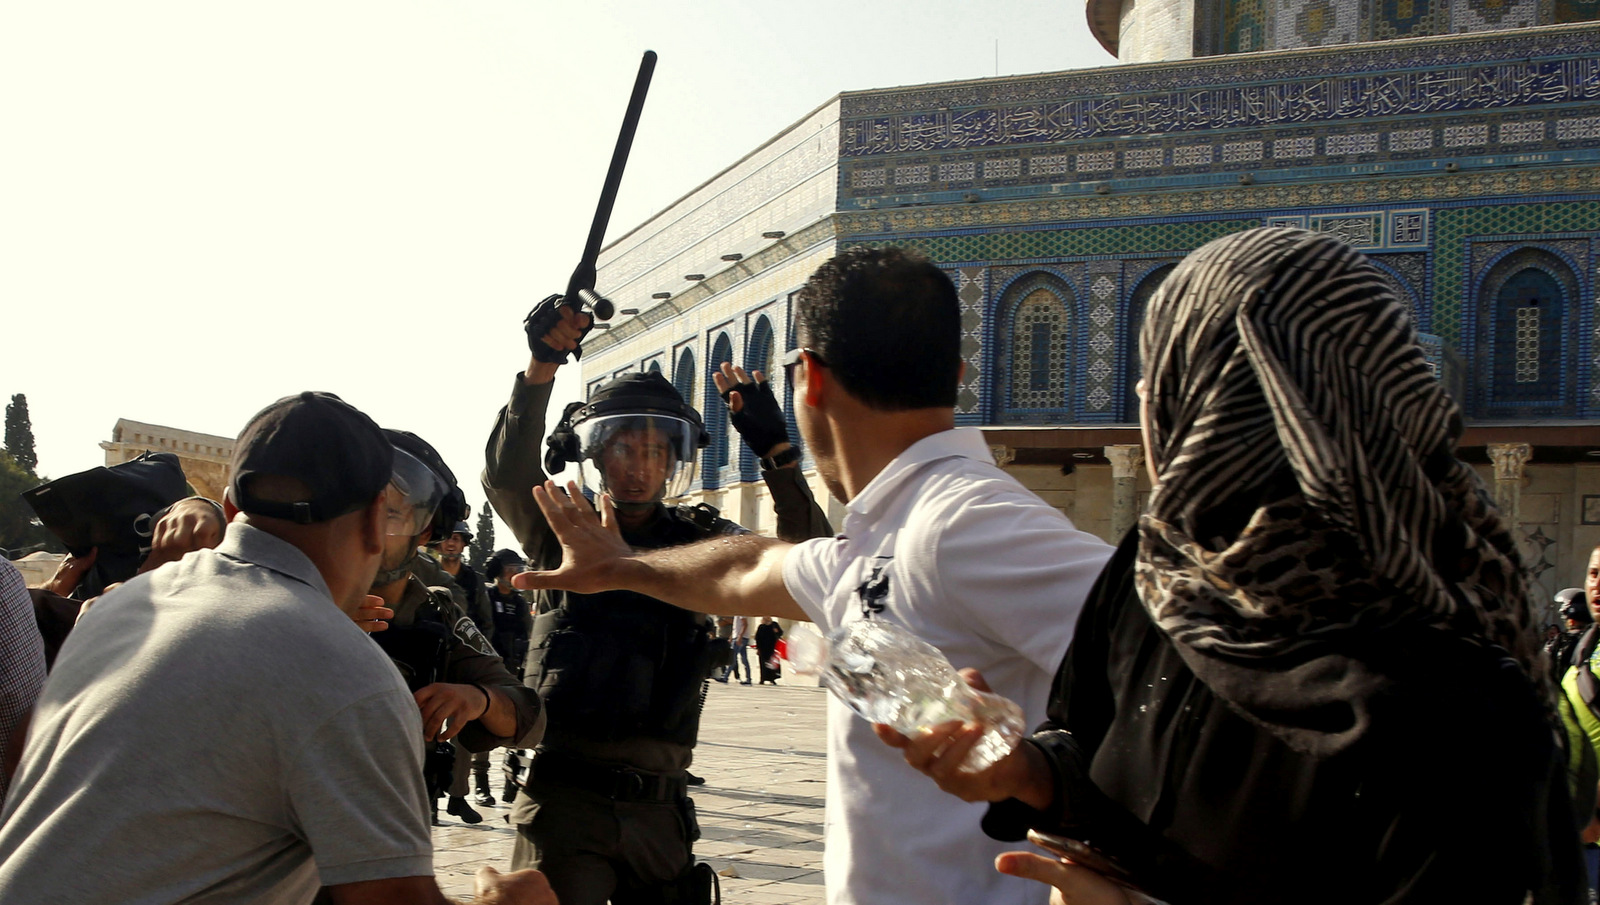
{"left": 760, "top": 447, "right": 802, "bottom": 470}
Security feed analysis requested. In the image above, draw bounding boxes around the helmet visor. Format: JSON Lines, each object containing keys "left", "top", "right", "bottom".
{"left": 573, "top": 414, "right": 698, "bottom": 504}
{"left": 385, "top": 447, "right": 447, "bottom": 537}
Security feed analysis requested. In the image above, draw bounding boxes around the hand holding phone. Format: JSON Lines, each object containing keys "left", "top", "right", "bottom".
{"left": 1026, "top": 830, "right": 1141, "bottom": 891}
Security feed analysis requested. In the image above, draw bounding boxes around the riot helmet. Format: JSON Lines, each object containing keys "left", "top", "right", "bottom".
{"left": 1557, "top": 587, "right": 1592, "bottom": 627}
{"left": 382, "top": 429, "right": 462, "bottom": 541}
{"left": 544, "top": 372, "right": 708, "bottom": 513}
{"left": 486, "top": 548, "right": 527, "bottom": 582}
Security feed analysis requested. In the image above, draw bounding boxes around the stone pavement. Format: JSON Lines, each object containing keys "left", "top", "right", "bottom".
{"left": 430, "top": 679, "right": 829, "bottom": 903}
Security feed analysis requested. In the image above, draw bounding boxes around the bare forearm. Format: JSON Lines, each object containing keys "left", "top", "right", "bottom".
{"left": 478, "top": 686, "right": 518, "bottom": 739}
{"left": 619, "top": 535, "right": 806, "bottom": 621}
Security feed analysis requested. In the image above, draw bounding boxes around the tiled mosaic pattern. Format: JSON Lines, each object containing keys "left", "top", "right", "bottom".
{"left": 1279, "top": 0, "right": 1363, "bottom": 47}
{"left": 847, "top": 220, "right": 1256, "bottom": 264}
{"left": 992, "top": 272, "right": 1079, "bottom": 423}
{"left": 1204, "top": 0, "right": 1589, "bottom": 54}
{"left": 843, "top": 194, "right": 1599, "bottom": 425}
{"left": 1084, "top": 266, "right": 1123, "bottom": 416}
{"left": 952, "top": 266, "right": 987, "bottom": 418}
{"left": 837, "top": 28, "right": 1600, "bottom": 207}
{"left": 1432, "top": 202, "right": 1600, "bottom": 345}
{"left": 1473, "top": 246, "right": 1584, "bottom": 416}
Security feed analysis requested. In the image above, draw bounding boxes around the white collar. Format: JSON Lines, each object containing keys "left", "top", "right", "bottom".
{"left": 841, "top": 428, "right": 994, "bottom": 535}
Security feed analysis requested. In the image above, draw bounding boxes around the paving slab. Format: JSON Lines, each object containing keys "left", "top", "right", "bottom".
{"left": 430, "top": 680, "right": 829, "bottom": 902}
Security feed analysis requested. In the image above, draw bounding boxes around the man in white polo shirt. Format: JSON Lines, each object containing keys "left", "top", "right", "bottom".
{"left": 517, "top": 247, "right": 1112, "bottom": 905}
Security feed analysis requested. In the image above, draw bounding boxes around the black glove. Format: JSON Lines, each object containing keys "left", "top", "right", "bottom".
{"left": 524, "top": 294, "right": 592, "bottom": 364}
{"left": 721, "top": 377, "right": 790, "bottom": 458}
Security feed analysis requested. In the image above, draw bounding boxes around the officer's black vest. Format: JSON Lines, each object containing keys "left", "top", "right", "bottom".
{"left": 372, "top": 588, "right": 455, "bottom": 693}
{"left": 526, "top": 504, "right": 731, "bottom": 747}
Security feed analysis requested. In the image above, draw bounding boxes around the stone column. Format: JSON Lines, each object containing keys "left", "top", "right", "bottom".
{"left": 1106, "top": 444, "right": 1146, "bottom": 540}
{"left": 989, "top": 445, "right": 1016, "bottom": 469}
{"left": 1486, "top": 442, "right": 1532, "bottom": 528}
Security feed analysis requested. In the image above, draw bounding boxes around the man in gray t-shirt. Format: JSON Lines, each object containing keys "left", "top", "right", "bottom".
{"left": 0, "top": 392, "right": 552, "bottom": 905}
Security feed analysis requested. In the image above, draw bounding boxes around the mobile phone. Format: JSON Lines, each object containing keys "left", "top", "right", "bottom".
{"left": 1026, "top": 829, "right": 1141, "bottom": 890}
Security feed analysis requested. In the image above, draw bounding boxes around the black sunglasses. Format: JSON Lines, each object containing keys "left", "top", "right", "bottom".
{"left": 782, "top": 347, "right": 825, "bottom": 381}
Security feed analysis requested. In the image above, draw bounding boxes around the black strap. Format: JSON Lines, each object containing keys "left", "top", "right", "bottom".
{"left": 1577, "top": 624, "right": 1600, "bottom": 715}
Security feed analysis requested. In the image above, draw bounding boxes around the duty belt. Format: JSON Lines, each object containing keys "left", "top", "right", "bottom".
{"left": 530, "top": 750, "right": 688, "bottom": 802}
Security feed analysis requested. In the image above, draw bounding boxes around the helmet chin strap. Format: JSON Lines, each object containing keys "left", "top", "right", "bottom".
{"left": 610, "top": 498, "right": 662, "bottom": 517}
{"left": 372, "top": 548, "right": 419, "bottom": 588}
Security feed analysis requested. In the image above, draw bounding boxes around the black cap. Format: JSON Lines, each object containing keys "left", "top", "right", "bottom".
{"left": 231, "top": 391, "right": 393, "bottom": 524}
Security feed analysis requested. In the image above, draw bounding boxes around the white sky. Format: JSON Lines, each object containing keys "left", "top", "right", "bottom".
{"left": 0, "top": 0, "right": 1112, "bottom": 546}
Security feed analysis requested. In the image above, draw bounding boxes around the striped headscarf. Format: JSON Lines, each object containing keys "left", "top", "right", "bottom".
{"left": 1136, "top": 227, "right": 1543, "bottom": 753}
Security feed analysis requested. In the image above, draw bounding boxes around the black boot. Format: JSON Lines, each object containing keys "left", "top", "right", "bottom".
{"left": 446, "top": 796, "right": 483, "bottom": 824}
{"left": 474, "top": 775, "right": 496, "bottom": 807}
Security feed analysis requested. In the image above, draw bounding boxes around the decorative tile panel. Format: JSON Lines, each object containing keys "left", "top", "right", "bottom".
{"left": 984, "top": 158, "right": 1022, "bottom": 179}
{"left": 953, "top": 267, "right": 987, "bottom": 419}
{"left": 1272, "top": 137, "right": 1318, "bottom": 158}
{"left": 1223, "top": 140, "right": 1266, "bottom": 162}
{"left": 1557, "top": 115, "right": 1600, "bottom": 140}
{"left": 1443, "top": 124, "right": 1491, "bottom": 147}
{"left": 1031, "top": 154, "right": 1072, "bottom": 176}
{"left": 1077, "top": 151, "right": 1117, "bottom": 172}
{"left": 1389, "top": 129, "right": 1435, "bottom": 150}
{"left": 1325, "top": 132, "right": 1381, "bottom": 155}
{"left": 1124, "top": 147, "right": 1166, "bottom": 169}
{"left": 1499, "top": 120, "right": 1547, "bottom": 143}
{"left": 938, "top": 161, "right": 977, "bottom": 181}
{"left": 894, "top": 164, "right": 932, "bottom": 186}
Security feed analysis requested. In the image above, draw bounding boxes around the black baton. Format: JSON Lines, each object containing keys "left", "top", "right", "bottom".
{"left": 564, "top": 50, "right": 657, "bottom": 322}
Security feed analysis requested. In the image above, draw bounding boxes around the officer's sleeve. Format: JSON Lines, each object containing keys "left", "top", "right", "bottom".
{"left": 483, "top": 373, "right": 558, "bottom": 567}
{"left": 439, "top": 595, "right": 546, "bottom": 752}
{"left": 761, "top": 464, "right": 833, "bottom": 543}
{"left": 287, "top": 690, "right": 434, "bottom": 886}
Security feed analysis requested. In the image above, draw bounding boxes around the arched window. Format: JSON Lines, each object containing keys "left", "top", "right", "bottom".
{"left": 647, "top": 360, "right": 662, "bottom": 376}
{"left": 996, "top": 276, "right": 1074, "bottom": 423}
{"left": 1121, "top": 263, "right": 1174, "bottom": 422}
{"left": 739, "top": 316, "right": 778, "bottom": 480}
{"left": 746, "top": 316, "right": 775, "bottom": 377}
{"left": 703, "top": 333, "right": 735, "bottom": 487}
{"left": 672, "top": 349, "right": 695, "bottom": 407}
{"left": 1479, "top": 249, "right": 1579, "bottom": 419}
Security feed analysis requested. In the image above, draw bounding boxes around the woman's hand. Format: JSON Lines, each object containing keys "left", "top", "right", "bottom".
{"left": 996, "top": 852, "right": 1135, "bottom": 905}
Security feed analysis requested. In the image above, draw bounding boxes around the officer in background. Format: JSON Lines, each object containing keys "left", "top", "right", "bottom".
{"left": 425, "top": 518, "right": 501, "bottom": 817}
{"left": 432, "top": 520, "right": 494, "bottom": 634}
{"left": 485, "top": 548, "right": 536, "bottom": 804}
{"left": 366, "top": 429, "right": 545, "bottom": 826}
{"left": 482, "top": 298, "right": 828, "bottom": 905}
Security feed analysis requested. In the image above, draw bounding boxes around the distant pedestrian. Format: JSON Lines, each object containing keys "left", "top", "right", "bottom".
{"left": 755, "top": 617, "right": 783, "bottom": 685}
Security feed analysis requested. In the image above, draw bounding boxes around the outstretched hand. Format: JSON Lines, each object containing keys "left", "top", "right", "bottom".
{"left": 512, "top": 480, "right": 634, "bottom": 596}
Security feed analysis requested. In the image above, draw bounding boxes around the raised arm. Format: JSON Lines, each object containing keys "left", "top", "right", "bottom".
{"left": 512, "top": 480, "right": 806, "bottom": 622}
{"left": 714, "top": 361, "right": 832, "bottom": 544}
{"left": 482, "top": 305, "right": 589, "bottom": 564}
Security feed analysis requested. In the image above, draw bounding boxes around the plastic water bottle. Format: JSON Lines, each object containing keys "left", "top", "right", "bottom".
{"left": 791, "top": 619, "right": 1023, "bottom": 773}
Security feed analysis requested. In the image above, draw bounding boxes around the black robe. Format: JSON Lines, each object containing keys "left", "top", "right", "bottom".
{"left": 983, "top": 533, "right": 1586, "bottom": 905}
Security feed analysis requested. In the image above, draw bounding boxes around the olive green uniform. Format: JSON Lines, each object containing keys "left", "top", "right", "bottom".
{"left": 483, "top": 374, "right": 827, "bottom": 905}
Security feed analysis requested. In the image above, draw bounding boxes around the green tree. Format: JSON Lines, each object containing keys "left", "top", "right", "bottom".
{"left": 5, "top": 393, "right": 37, "bottom": 475}
{"left": 0, "top": 449, "right": 57, "bottom": 555}
{"left": 470, "top": 501, "right": 496, "bottom": 571}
